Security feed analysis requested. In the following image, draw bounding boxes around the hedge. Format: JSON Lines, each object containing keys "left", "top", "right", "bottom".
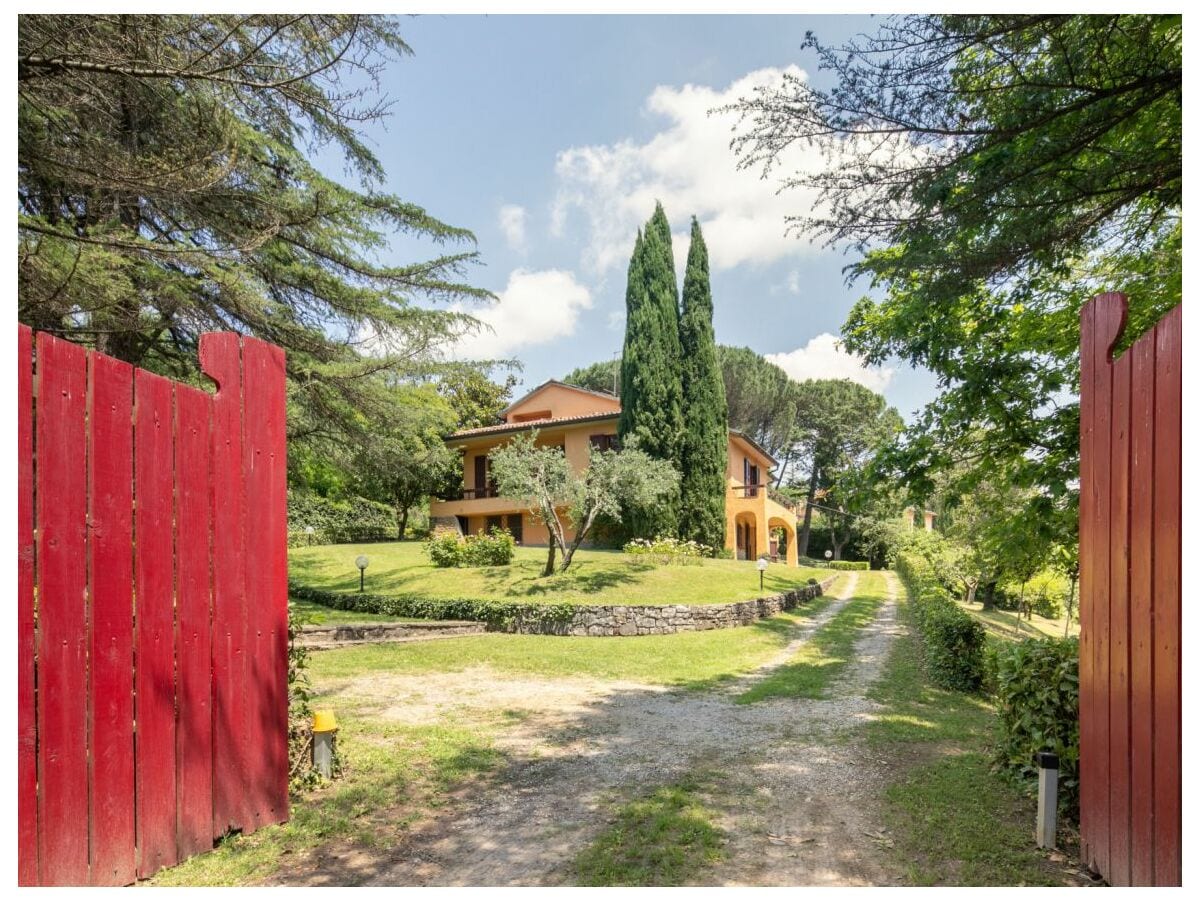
{"left": 288, "top": 490, "right": 396, "bottom": 547}
{"left": 988, "top": 636, "right": 1080, "bottom": 818}
{"left": 828, "top": 560, "right": 870, "bottom": 571}
{"left": 288, "top": 580, "right": 576, "bottom": 631}
{"left": 893, "top": 549, "right": 987, "bottom": 692}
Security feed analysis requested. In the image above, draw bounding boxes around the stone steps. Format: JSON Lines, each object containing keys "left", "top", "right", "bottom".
{"left": 296, "top": 619, "right": 485, "bottom": 650}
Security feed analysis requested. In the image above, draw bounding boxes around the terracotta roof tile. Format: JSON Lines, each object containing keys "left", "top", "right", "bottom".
{"left": 447, "top": 411, "right": 620, "bottom": 440}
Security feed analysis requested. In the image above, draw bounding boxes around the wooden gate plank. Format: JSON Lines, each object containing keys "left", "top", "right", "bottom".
{"left": 34, "top": 332, "right": 90, "bottom": 885}
{"left": 1151, "top": 307, "right": 1181, "bottom": 886}
{"left": 18, "top": 325, "right": 37, "bottom": 886}
{"left": 175, "top": 385, "right": 215, "bottom": 860}
{"left": 199, "top": 333, "right": 250, "bottom": 837}
{"left": 1077, "top": 299, "right": 1095, "bottom": 867}
{"left": 242, "top": 338, "right": 290, "bottom": 829}
{"left": 87, "top": 351, "right": 136, "bottom": 885}
{"left": 1106, "top": 348, "right": 1132, "bottom": 886}
{"left": 134, "top": 370, "right": 179, "bottom": 878}
{"left": 1127, "top": 334, "right": 1156, "bottom": 886}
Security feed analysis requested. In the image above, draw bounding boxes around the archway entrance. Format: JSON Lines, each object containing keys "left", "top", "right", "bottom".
{"left": 768, "top": 516, "right": 798, "bottom": 566}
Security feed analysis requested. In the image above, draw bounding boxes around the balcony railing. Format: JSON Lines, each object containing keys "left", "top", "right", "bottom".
{"left": 731, "top": 483, "right": 766, "bottom": 499}
{"left": 436, "top": 485, "right": 499, "bottom": 501}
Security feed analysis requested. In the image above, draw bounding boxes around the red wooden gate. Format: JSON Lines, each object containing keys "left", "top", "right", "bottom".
{"left": 1079, "top": 292, "right": 1181, "bottom": 886}
{"left": 18, "top": 327, "right": 289, "bottom": 885}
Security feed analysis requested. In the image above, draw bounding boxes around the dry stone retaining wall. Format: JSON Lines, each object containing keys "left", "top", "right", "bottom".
{"left": 500, "top": 574, "right": 838, "bottom": 636}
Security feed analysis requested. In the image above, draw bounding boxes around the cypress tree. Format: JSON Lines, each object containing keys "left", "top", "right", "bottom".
{"left": 618, "top": 204, "right": 683, "bottom": 538}
{"left": 678, "top": 218, "right": 728, "bottom": 550}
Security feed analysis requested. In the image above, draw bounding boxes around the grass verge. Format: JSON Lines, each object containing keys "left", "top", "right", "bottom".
{"left": 150, "top": 705, "right": 503, "bottom": 885}
{"left": 735, "top": 571, "right": 886, "bottom": 703}
{"left": 289, "top": 541, "right": 828, "bottom": 607}
{"left": 862, "top": 576, "right": 1079, "bottom": 886}
{"left": 574, "top": 776, "right": 725, "bottom": 886}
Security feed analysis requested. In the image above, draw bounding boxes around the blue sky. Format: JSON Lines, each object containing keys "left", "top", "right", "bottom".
{"left": 323, "top": 14, "right": 939, "bottom": 420}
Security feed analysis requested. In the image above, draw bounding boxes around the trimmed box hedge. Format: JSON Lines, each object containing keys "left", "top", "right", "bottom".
{"left": 893, "top": 550, "right": 987, "bottom": 692}
{"left": 288, "top": 580, "right": 575, "bottom": 631}
{"left": 828, "top": 560, "right": 870, "bottom": 571}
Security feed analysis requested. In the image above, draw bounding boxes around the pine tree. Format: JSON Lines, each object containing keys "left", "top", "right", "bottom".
{"left": 618, "top": 204, "right": 683, "bottom": 538}
{"left": 678, "top": 218, "right": 728, "bottom": 550}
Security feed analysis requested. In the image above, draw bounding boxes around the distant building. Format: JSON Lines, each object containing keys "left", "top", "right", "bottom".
{"left": 429, "top": 380, "right": 806, "bottom": 564}
{"left": 903, "top": 506, "right": 937, "bottom": 531}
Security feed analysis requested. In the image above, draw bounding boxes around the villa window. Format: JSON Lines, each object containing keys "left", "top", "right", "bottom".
{"left": 589, "top": 433, "right": 620, "bottom": 452}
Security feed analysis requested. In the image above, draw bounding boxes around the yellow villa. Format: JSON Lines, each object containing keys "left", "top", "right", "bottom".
{"left": 429, "top": 380, "right": 807, "bottom": 565}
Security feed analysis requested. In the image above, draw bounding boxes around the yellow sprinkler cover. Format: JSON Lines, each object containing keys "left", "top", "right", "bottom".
{"left": 312, "top": 709, "right": 338, "bottom": 733}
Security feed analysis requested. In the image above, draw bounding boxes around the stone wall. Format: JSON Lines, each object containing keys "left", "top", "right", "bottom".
{"left": 500, "top": 574, "right": 838, "bottom": 636}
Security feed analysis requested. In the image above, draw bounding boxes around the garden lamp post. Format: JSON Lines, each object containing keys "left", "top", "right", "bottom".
{"left": 824, "top": 549, "right": 833, "bottom": 563}
{"left": 757, "top": 556, "right": 768, "bottom": 592}
{"left": 355, "top": 555, "right": 369, "bottom": 593}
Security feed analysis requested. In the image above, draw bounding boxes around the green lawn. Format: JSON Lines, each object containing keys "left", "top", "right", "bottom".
{"left": 953, "top": 598, "right": 1077, "bottom": 643}
{"left": 736, "top": 570, "right": 887, "bottom": 703}
{"left": 289, "top": 541, "right": 827, "bottom": 607}
{"left": 309, "top": 587, "right": 840, "bottom": 690}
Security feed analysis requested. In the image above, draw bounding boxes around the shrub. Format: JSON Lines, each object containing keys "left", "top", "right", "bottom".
{"left": 288, "top": 580, "right": 575, "bottom": 631}
{"left": 895, "top": 549, "right": 987, "bottom": 692}
{"left": 287, "top": 490, "right": 396, "bottom": 546}
{"left": 623, "top": 536, "right": 711, "bottom": 565}
{"left": 714, "top": 547, "right": 735, "bottom": 560}
{"left": 990, "top": 637, "right": 1080, "bottom": 818}
{"left": 425, "top": 527, "right": 515, "bottom": 568}
{"left": 425, "top": 532, "right": 465, "bottom": 568}
{"left": 828, "top": 560, "right": 870, "bottom": 571}
{"left": 463, "top": 527, "right": 516, "bottom": 566}
{"left": 913, "top": 595, "right": 987, "bottom": 691}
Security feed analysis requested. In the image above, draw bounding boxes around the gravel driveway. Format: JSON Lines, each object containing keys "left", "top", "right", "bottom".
{"left": 277, "top": 571, "right": 906, "bottom": 886}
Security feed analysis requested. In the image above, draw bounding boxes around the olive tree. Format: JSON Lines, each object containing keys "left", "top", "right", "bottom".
{"left": 489, "top": 433, "right": 678, "bottom": 576}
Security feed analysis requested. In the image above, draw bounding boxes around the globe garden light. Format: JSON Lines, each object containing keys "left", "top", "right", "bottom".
{"left": 355, "top": 555, "right": 369, "bottom": 593}
{"left": 757, "top": 556, "right": 768, "bottom": 592}
{"left": 824, "top": 550, "right": 833, "bottom": 560}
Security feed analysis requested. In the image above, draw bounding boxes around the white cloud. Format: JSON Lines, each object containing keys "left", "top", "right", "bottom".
{"left": 498, "top": 204, "right": 528, "bottom": 253}
{"left": 766, "top": 333, "right": 895, "bottom": 394}
{"left": 552, "top": 66, "right": 832, "bottom": 275}
{"left": 449, "top": 268, "right": 592, "bottom": 360}
{"left": 770, "top": 269, "right": 802, "bottom": 296}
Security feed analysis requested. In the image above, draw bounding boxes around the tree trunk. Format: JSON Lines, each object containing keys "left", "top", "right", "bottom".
{"left": 396, "top": 504, "right": 410, "bottom": 541}
{"left": 543, "top": 534, "right": 557, "bottom": 577}
{"left": 796, "top": 465, "right": 819, "bottom": 558}
{"left": 980, "top": 580, "right": 996, "bottom": 611}
{"left": 965, "top": 581, "right": 977, "bottom": 605}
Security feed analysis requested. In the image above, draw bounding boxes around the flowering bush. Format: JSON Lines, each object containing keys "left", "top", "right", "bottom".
{"left": 623, "top": 536, "right": 711, "bottom": 565}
